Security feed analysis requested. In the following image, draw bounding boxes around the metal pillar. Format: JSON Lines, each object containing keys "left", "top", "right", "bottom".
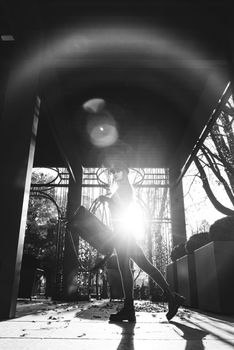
{"left": 62, "top": 169, "right": 83, "bottom": 300}
{"left": 0, "top": 64, "right": 40, "bottom": 319}
{"left": 169, "top": 169, "right": 187, "bottom": 247}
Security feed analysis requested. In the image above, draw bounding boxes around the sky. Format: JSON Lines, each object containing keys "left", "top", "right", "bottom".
{"left": 182, "top": 161, "right": 231, "bottom": 238}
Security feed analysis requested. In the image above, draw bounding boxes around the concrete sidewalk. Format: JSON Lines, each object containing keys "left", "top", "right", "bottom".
{"left": 0, "top": 299, "right": 234, "bottom": 349}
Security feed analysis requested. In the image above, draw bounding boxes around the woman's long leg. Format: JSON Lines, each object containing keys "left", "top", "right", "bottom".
{"left": 130, "top": 242, "right": 185, "bottom": 320}
{"left": 115, "top": 248, "right": 134, "bottom": 300}
{"left": 109, "top": 247, "right": 136, "bottom": 322}
{"left": 130, "top": 243, "right": 170, "bottom": 292}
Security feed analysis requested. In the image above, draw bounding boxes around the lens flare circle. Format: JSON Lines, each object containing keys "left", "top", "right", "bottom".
{"left": 89, "top": 123, "right": 118, "bottom": 147}
{"left": 86, "top": 110, "right": 119, "bottom": 147}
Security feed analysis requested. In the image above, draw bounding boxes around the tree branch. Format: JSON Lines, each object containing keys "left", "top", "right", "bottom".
{"left": 194, "top": 156, "right": 234, "bottom": 216}
{"left": 200, "top": 146, "right": 234, "bottom": 205}
{"left": 211, "top": 124, "right": 234, "bottom": 177}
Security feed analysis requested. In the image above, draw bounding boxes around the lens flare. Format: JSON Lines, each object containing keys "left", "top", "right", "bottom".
{"left": 86, "top": 107, "right": 119, "bottom": 147}
{"left": 11, "top": 20, "right": 227, "bottom": 140}
{"left": 82, "top": 98, "right": 106, "bottom": 114}
{"left": 15, "top": 21, "right": 226, "bottom": 98}
{"left": 116, "top": 202, "right": 146, "bottom": 240}
{"left": 88, "top": 121, "right": 118, "bottom": 147}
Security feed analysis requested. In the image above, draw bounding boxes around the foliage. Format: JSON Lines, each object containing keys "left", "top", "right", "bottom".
{"left": 153, "top": 231, "right": 171, "bottom": 274}
{"left": 78, "top": 238, "right": 99, "bottom": 271}
{"left": 24, "top": 218, "right": 57, "bottom": 260}
{"left": 209, "top": 216, "right": 234, "bottom": 241}
{"left": 24, "top": 170, "right": 59, "bottom": 270}
{"left": 185, "top": 232, "right": 210, "bottom": 254}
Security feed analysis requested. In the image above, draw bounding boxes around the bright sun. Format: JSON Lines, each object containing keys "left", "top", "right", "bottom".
{"left": 116, "top": 202, "right": 146, "bottom": 240}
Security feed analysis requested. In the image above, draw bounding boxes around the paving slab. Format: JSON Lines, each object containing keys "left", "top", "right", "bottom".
{"left": 0, "top": 299, "right": 233, "bottom": 350}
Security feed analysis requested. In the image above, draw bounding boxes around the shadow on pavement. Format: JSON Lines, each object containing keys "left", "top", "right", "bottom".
{"left": 113, "top": 321, "right": 136, "bottom": 350}
{"left": 170, "top": 320, "right": 209, "bottom": 350}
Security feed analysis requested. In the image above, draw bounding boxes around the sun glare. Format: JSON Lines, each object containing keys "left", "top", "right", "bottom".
{"left": 117, "top": 202, "right": 146, "bottom": 240}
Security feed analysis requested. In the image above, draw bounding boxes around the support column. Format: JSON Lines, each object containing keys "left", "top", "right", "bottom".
{"left": 169, "top": 169, "right": 187, "bottom": 247}
{"left": 40, "top": 69, "right": 84, "bottom": 300}
{"left": 62, "top": 168, "right": 83, "bottom": 300}
{"left": 0, "top": 64, "right": 40, "bottom": 319}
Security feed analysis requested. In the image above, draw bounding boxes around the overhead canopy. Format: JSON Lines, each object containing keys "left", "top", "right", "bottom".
{"left": 0, "top": 0, "right": 231, "bottom": 178}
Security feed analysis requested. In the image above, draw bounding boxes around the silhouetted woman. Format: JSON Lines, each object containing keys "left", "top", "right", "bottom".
{"left": 101, "top": 163, "right": 185, "bottom": 322}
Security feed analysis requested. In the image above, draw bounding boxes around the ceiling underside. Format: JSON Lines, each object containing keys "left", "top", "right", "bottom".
{"left": 0, "top": 0, "right": 232, "bottom": 178}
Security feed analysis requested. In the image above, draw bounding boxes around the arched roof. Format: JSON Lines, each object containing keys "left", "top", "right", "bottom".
{"left": 0, "top": 0, "right": 231, "bottom": 177}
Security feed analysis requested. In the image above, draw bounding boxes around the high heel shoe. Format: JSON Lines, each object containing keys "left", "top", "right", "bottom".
{"left": 109, "top": 299, "right": 136, "bottom": 322}
{"left": 166, "top": 292, "right": 185, "bottom": 321}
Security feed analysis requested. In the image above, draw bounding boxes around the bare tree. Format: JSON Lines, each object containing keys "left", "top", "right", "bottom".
{"left": 194, "top": 96, "right": 234, "bottom": 216}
